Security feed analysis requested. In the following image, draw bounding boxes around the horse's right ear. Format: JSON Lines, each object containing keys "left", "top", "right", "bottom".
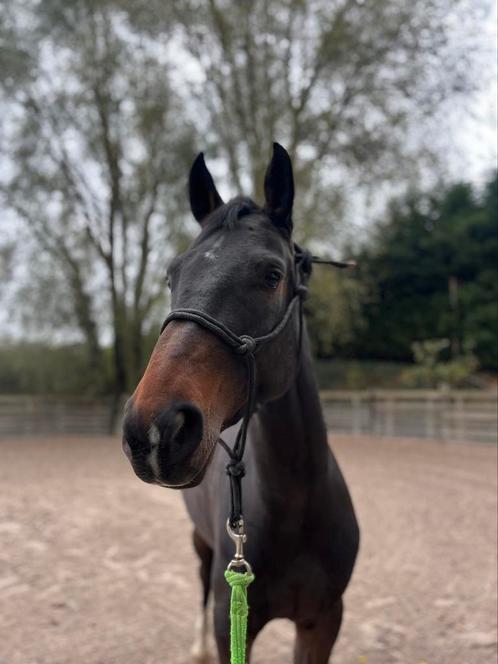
{"left": 189, "top": 153, "right": 224, "bottom": 224}
{"left": 263, "top": 142, "right": 294, "bottom": 236}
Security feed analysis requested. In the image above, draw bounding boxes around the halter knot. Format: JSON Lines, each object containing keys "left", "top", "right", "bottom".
{"left": 226, "top": 460, "right": 246, "bottom": 478}
{"left": 236, "top": 335, "right": 256, "bottom": 355}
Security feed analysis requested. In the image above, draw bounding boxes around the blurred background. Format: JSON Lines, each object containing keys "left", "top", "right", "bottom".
{"left": 0, "top": 1, "right": 496, "bottom": 663}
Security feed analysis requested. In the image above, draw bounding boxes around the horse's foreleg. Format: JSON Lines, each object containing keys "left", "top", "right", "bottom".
{"left": 293, "top": 599, "right": 343, "bottom": 664}
{"left": 191, "top": 529, "right": 213, "bottom": 662}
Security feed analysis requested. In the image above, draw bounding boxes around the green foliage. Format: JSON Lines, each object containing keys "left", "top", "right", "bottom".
{"left": 400, "top": 339, "right": 479, "bottom": 388}
{"left": 345, "top": 172, "right": 498, "bottom": 371}
{"left": 314, "top": 359, "right": 410, "bottom": 390}
{"left": 0, "top": 342, "right": 112, "bottom": 395}
{"left": 306, "top": 266, "right": 365, "bottom": 358}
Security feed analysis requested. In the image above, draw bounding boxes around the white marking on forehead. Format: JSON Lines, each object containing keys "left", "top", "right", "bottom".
{"left": 148, "top": 423, "right": 160, "bottom": 447}
{"left": 202, "top": 235, "right": 224, "bottom": 262}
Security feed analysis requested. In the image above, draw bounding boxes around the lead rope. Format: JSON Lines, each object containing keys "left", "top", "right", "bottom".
{"left": 224, "top": 520, "right": 254, "bottom": 664}
{"left": 161, "top": 247, "right": 354, "bottom": 664}
{"left": 224, "top": 569, "right": 255, "bottom": 664}
{"left": 220, "top": 344, "right": 257, "bottom": 664}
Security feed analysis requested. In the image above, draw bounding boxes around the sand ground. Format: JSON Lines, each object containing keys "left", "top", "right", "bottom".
{"left": 0, "top": 435, "right": 496, "bottom": 664}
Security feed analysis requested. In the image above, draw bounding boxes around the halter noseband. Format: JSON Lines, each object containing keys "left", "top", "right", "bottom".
{"left": 159, "top": 245, "right": 353, "bottom": 529}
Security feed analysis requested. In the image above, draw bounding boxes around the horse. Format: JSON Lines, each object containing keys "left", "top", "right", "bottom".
{"left": 122, "top": 143, "right": 360, "bottom": 663}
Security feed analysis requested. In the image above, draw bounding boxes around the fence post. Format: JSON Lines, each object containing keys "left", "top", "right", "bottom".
{"left": 370, "top": 391, "right": 381, "bottom": 436}
{"left": 426, "top": 396, "right": 435, "bottom": 439}
{"left": 385, "top": 397, "right": 395, "bottom": 437}
{"left": 455, "top": 394, "right": 465, "bottom": 441}
{"left": 352, "top": 393, "right": 362, "bottom": 435}
{"left": 55, "top": 400, "right": 65, "bottom": 435}
{"left": 440, "top": 388, "right": 450, "bottom": 442}
{"left": 367, "top": 390, "right": 374, "bottom": 436}
{"left": 24, "top": 397, "right": 34, "bottom": 436}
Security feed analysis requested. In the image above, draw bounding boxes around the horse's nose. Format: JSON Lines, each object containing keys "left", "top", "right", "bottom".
{"left": 153, "top": 402, "right": 204, "bottom": 464}
{"left": 123, "top": 401, "right": 204, "bottom": 469}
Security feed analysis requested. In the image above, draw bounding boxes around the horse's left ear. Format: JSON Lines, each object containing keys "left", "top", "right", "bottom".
{"left": 263, "top": 142, "right": 294, "bottom": 236}
{"left": 189, "top": 152, "right": 224, "bottom": 224}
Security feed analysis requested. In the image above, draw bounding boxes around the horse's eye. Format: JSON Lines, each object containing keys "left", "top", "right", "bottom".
{"left": 165, "top": 274, "right": 172, "bottom": 290}
{"left": 265, "top": 269, "right": 283, "bottom": 289}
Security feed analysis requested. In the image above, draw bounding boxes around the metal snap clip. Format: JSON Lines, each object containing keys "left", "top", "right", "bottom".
{"left": 226, "top": 518, "right": 253, "bottom": 575}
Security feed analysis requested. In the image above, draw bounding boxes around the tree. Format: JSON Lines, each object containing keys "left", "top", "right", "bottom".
{"left": 305, "top": 265, "right": 365, "bottom": 358}
{"left": 1, "top": 0, "right": 492, "bottom": 404}
{"left": 126, "top": 0, "right": 487, "bottom": 242}
{"left": 353, "top": 173, "right": 497, "bottom": 370}
{"left": 1, "top": 1, "right": 197, "bottom": 408}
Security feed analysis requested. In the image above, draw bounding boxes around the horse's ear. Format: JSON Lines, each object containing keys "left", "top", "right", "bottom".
{"left": 263, "top": 142, "right": 294, "bottom": 236}
{"left": 189, "top": 153, "right": 224, "bottom": 224}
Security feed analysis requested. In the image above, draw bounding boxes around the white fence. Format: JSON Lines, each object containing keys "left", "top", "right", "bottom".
{"left": 0, "top": 395, "right": 117, "bottom": 437}
{"left": 0, "top": 391, "right": 496, "bottom": 443}
{"left": 321, "top": 390, "right": 497, "bottom": 443}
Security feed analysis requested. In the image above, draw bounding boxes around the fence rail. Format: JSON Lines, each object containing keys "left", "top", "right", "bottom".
{"left": 321, "top": 390, "right": 497, "bottom": 443}
{"left": 0, "top": 395, "right": 118, "bottom": 437}
{"left": 0, "top": 391, "right": 496, "bottom": 443}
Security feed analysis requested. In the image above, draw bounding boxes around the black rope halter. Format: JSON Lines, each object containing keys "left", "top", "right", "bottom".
{"left": 160, "top": 245, "right": 353, "bottom": 529}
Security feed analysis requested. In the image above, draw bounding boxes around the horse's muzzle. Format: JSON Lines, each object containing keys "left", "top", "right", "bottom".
{"left": 122, "top": 400, "right": 208, "bottom": 487}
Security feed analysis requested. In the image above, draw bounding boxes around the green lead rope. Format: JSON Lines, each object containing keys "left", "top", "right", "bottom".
{"left": 224, "top": 570, "right": 255, "bottom": 664}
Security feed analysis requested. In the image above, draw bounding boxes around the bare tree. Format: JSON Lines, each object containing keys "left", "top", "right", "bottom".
{"left": 1, "top": 1, "right": 196, "bottom": 407}
{"left": 130, "top": 0, "right": 488, "bottom": 241}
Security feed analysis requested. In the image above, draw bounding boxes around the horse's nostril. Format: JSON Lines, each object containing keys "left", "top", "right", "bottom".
{"left": 161, "top": 403, "right": 203, "bottom": 464}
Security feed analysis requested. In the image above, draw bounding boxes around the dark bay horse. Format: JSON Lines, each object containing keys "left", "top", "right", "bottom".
{"left": 122, "top": 143, "right": 359, "bottom": 663}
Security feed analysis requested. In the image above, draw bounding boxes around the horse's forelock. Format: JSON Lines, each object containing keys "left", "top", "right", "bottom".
{"left": 206, "top": 196, "right": 260, "bottom": 230}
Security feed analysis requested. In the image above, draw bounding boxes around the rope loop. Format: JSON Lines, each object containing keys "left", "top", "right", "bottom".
{"left": 225, "top": 569, "right": 255, "bottom": 590}
{"left": 235, "top": 335, "right": 256, "bottom": 355}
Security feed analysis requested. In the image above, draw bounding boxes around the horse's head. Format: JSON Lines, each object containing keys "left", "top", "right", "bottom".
{"left": 123, "top": 143, "right": 309, "bottom": 488}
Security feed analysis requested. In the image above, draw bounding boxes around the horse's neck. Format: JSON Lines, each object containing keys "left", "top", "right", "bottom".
{"left": 250, "top": 329, "right": 330, "bottom": 498}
